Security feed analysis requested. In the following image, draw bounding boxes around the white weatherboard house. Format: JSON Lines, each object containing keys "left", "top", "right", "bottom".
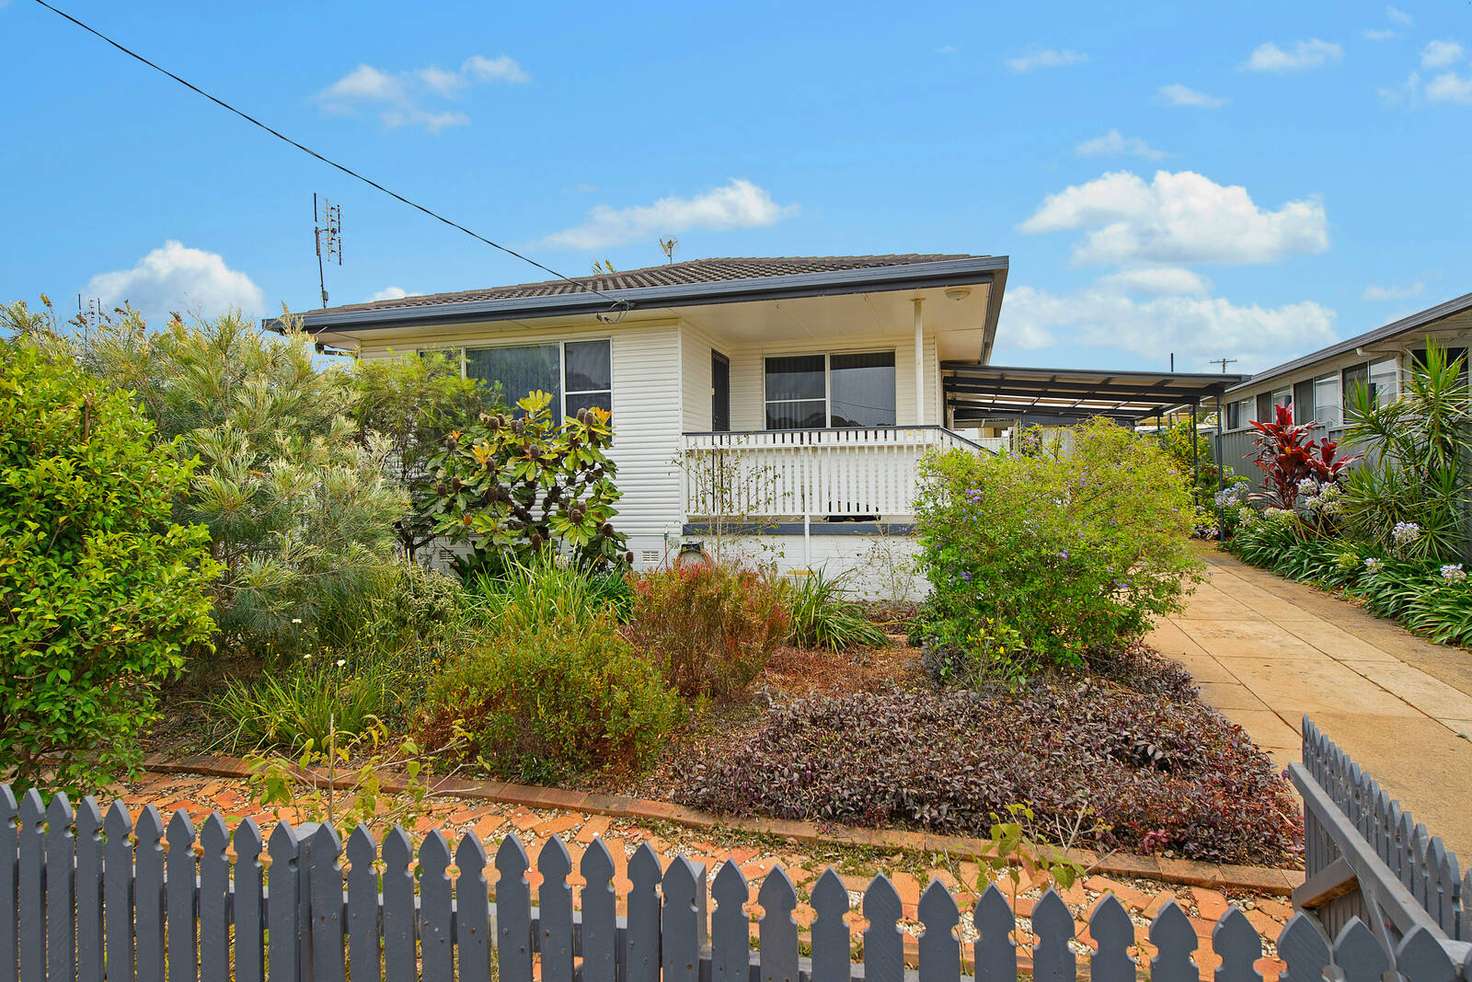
{"left": 283, "top": 254, "right": 1235, "bottom": 595}
{"left": 287, "top": 254, "right": 1008, "bottom": 595}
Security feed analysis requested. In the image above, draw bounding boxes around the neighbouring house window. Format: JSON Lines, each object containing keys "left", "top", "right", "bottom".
{"left": 1313, "top": 373, "right": 1342, "bottom": 428}
{"left": 1227, "top": 398, "right": 1251, "bottom": 429}
{"left": 1342, "top": 363, "right": 1369, "bottom": 418}
{"left": 464, "top": 339, "right": 613, "bottom": 422}
{"left": 829, "top": 352, "right": 897, "bottom": 426}
{"left": 1271, "top": 386, "right": 1292, "bottom": 410}
{"left": 764, "top": 352, "right": 898, "bottom": 429}
{"left": 1255, "top": 393, "right": 1272, "bottom": 423}
{"left": 1369, "top": 358, "right": 1399, "bottom": 406}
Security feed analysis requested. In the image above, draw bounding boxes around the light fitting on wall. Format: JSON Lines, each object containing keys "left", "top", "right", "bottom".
{"left": 944, "top": 287, "right": 971, "bottom": 302}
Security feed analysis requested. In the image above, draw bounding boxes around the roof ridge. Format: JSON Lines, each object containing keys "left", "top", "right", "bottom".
{"left": 306, "top": 253, "right": 987, "bottom": 317}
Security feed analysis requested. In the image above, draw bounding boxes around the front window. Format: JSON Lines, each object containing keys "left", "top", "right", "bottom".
{"left": 1312, "top": 373, "right": 1341, "bottom": 428}
{"left": 764, "top": 351, "right": 897, "bottom": 429}
{"left": 829, "top": 352, "right": 897, "bottom": 426}
{"left": 764, "top": 355, "right": 827, "bottom": 429}
{"left": 464, "top": 339, "right": 613, "bottom": 421}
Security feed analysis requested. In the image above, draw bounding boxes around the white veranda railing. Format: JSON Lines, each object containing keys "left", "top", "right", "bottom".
{"left": 680, "top": 425, "right": 983, "bottom": 520}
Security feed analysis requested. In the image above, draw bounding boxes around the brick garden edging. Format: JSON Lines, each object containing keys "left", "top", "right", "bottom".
{"left": 140, "top": 752, "right": 1303, "bottom": 896}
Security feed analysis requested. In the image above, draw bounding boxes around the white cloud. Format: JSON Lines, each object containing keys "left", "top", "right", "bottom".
{"left": 1075, "top": 130, "right": 1167, "bottom": 161}
{"left": 461, "top": 54, "right": 530, "bottom": 84}
{"left": 1379, "top": 71, "right": 1422, "bottom": 105}
{"left": 1098, "top": 266, "right": 1211, "bottom": 295}
{"left": 937, "top": 44, "right": 959, "bottom": 55}
{"left": 1020, "top": 170, "right": 1328, "bottom": 266}
{"left": 1363, "top": 280, "right": 1424, "bottom": 301}
{"left": 1363, "top": 28, "right": 1398, "bottom": 42}
{"left": 1427, "top": 71, "right": 1472, "bottom": 103}
{"left": 543, "top": 179, "right": 796, "bottom": 250}
{"left": 316, "top": 54, "right": 528, "bottom": 131}
{"left": 1006, "top": 48, "right": 1087, "bottom": 73}
{"left": 1244, "top": 39, "right": 1343, "bottom": 73}
{"left": 368, "top": 286, "right": 417, "bottom": 302}
{"left": 1157, "top": 83, "right": 1227, "bottom": 108}
{"left": 1421, "top": 40, "right": 1465, "bottom": 69}
{"left": 85, "top": 241, "right": 264, "bottom": 323}
{"left": 994, "top": 283, "right": 1336, "bottom": 372}
{"left": 1387, "top": 5, "right": 1413, "bottom": 27}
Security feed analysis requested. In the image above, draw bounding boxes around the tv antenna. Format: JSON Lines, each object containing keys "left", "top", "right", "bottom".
{"left": 76, "top": 295, "right": 105, "bottom": 337}
{"left": 1208, "top": 357, "right": 1239, "bottom": 373}
{"left": 313, "top": 193, "right": 343, "bottom": 307}
{"left": 659, "top": 236, "right": 678, "bottom": 264}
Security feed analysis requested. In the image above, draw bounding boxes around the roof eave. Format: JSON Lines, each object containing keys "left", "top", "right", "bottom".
{"left": 263, "top": 255, "right": 1011, "bottom": 335}
{"left": 1223, "top": 290, "right": 1472, "bottom": 395}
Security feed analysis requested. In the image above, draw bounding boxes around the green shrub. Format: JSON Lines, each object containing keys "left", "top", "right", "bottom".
{"left": 628, "top": 564, "right": 789, "bottom": 700}
{"left": 1340, "top": 340, "right": 1472, "bottom": 562}
{"left": 428, "top": 390, "right": 631, "bottom": 571}
{"left": 465, "top": 551, "right": 633, "bottom": 624}
{"left": 0, "top": 336, "right": 219, "bottom": 795}
{"left": 211, "top": 656, "right": 400, "bottom": 752}
{"left": 782, "top": 569, "right": 887, "bottom": 651}
{"left": 419, "top": 585, "right": 679, "bottom": 783}
{"left": 76, "top": 310, "right": 407, "bottom": 654}
{"left": 350, "top": 351, "right": 500, "bottom": 561}
{"left": 913, "top": 418, "right": 1203, "bottom": 678}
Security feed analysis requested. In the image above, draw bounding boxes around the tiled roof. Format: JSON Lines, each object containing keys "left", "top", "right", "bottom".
{"left": 316, "top": 254, "right": 984, "bottom": 315}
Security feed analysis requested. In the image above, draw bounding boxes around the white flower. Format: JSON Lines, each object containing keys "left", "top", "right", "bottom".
{"left": 1364, "top": 557, "right": 1384, "bottom": 573}
{"left": 303, "top": 652, "right": 312, "bottom": 660}
{"left": 1441, "top": 564, "right": 1466, "bottom": 583}
{"left": 1297, "top": 477, "right": 1320, "bottom": 496}
{"left": 291, "top": 617, "right": 302, "bottom": 625}
{"left": 336, "top": 658, "right": 347, "bottom": 667}
{"left": 1392, "top": 522, "right": 1422, "bottom": 547}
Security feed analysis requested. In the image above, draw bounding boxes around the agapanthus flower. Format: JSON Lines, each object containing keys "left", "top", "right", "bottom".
{"left": 1363, "top": 557, "right": 1383, "bottom": 573}
{"left": 1441, "top": 563, "right": 1466, "bottom": 583}
{"left": 1392, "top": 521, "right": 1422, "bottom": 546}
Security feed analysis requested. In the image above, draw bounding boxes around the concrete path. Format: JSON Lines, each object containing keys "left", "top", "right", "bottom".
{"left": 1148, "top": 547, "right": 1472, "bottom": 860}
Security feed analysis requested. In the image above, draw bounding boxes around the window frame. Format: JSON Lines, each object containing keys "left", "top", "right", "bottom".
{"left": 1312, "top": 372, "right": 1342, "bottom": 429}
{"left": 762, "top": 349, "right": 898, "bottom": 430}
{"left": 1369, "top": 357, "right": 1399, "bottom": 407}
{"left": 427, "top": 336, "right": 614, "bottom": 421}
{"left": 1227, "top": 398, "right": 1253, "bottom": 430}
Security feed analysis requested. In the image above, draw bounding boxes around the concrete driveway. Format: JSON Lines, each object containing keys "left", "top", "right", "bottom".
{"left": 1148, "top": 546, "right": 1472, "bottom": 860}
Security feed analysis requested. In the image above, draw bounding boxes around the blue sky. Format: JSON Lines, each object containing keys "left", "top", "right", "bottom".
{"left": 2, "top": 0, "right": 1470, "bottom": 372}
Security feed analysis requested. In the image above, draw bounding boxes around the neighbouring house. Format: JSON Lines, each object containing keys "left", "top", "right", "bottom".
{"left": 1215, "top": 291, "right": 1472, "bottom": 479}
{"left": 272, "top": 253, "right": 1240, "bottom": 595}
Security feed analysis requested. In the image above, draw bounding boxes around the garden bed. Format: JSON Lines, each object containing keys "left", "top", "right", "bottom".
{"left": 610, "top": 641, "right": 1301, "bottom": 869}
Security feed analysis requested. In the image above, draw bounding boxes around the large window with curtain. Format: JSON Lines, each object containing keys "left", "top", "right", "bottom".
{"left": 462, "top": 339, "right": 612, "bottom": 422}
{"left": 763, "top": 351, "right": 897, "bottom": 429}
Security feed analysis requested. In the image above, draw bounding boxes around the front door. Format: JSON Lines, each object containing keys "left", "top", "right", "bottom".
{"left": 711, "top": 351, "right": 731, "bottom": 431}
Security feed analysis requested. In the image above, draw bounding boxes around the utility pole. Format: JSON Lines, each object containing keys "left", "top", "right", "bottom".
{"left": 313, "top": 193, "right": 343, "bottom": 308}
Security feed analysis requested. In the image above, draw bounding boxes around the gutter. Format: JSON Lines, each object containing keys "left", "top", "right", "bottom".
{"left": 1222, "top": 289, "right": 1472, "bottom": 396}
{"left": 263, "top": 256, "right": 1011, "bottom": 352}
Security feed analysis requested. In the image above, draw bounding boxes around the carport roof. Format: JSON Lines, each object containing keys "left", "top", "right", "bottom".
{"left": 943, "top": 363, "right": 1248, "bottom": 425}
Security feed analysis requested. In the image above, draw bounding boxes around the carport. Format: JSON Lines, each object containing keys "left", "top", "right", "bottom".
{"left": 941, "top": 362, "right": 1248, "bottom": 487}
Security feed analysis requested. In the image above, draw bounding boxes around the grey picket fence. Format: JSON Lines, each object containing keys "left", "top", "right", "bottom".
{"left": 1290, "top": 716, "right": 1472, "bottom": 962}
{"left": 5, "top": 781, "right": 1472, "bottom": 982}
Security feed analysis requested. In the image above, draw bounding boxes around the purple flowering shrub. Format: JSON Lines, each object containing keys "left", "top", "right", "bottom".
{"left": 911, "top": 419, "right": 1203, "bottom": 678}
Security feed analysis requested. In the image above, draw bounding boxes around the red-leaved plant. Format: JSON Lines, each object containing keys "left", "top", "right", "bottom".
{"left": 1249, "top": 403, "right": 1356, "bottom": 508}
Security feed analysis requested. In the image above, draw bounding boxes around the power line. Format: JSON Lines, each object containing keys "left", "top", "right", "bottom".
{"left": 29, "top": 0, "right": 632, "bottom": 313}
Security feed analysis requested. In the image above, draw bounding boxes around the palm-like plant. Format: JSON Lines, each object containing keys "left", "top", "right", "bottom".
{"left": 1342, "top": 340, "right": 1472, "bottom": 562}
